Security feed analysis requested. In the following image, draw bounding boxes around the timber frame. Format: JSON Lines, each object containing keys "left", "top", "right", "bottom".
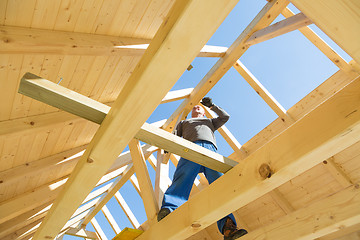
{"left": 1, "top": 0, "right": 360, "bottom": 239}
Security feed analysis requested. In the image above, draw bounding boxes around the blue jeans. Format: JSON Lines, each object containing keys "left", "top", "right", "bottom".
{"left": 161, "top": 140, "right": 236, "bottom": 234}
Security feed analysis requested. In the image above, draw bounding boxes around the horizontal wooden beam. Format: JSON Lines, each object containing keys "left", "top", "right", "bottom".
{"left": 19, "top": 74, "right": 237, "bottom": 172}
{"left": 289, "top": 0, "right": 360, "bottom": 64}
{"left": 240, "top": 186, "right": 360, "bottom": 240}
{"left": 161, "top": 0, "right": 290, "bottom": 131}
{"left": 246, "top": 12, "right": 311, "bottom": 46}
{"left": 0, "top": 26, "right": 226, "bottom": 57}
{"left": 33, "top": 0, "right": 239, "bottom": 238}
{"left": 136, "top": 74, "right": 360, "bottom": 239}
{"left": 138, "top": 123, "right": 237, "bottom": 172}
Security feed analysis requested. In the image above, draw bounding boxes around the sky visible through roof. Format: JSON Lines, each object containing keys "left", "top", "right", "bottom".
{"left": 63, "top": 1, "right": 351, "bottom": 239}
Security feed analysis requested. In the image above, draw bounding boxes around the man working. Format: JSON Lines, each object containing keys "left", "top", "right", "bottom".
{"left": 158, "top": 97, "right": 248, "bottom": 240}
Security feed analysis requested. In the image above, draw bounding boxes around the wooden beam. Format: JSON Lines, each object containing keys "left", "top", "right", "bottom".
{"left": 136, "top": 75, "right": 360, "bottom": 239}
{"left": 161, "top": 0, "right": 290, "bottom": 131}
{"left": 289, "top": 0, "right": 360, "bottom": 64}
{"left": 82, "top": 165, "right": 135, "bottom": 226}
{"left": 65, "top": 228, "right": 98, "bottom": 240}
{"left": 154, "top": 150, "right": 170, "bottom": 208}
{"left": 136, "top": 123, "right": 238, "bottom": 173}
{"left": 18, "top": 75, "right": 238, "bottom": 173}
{"left": 233, "top": 60, "right": 294, "bottom": 122}
{"left": 280, "top": 8, "right": 360, "bottom": 78}
{"left": 114, "top": 192, "right": 140, "bottom": 229}
{"left": 240, "top": 186, "right": 360, "bottom": 240}
{"left": 101, "top": 205, "right": 121, "bottom": 234}
{"left": 129, "top": 139, "right": 159, "bottom": 225}
{"left": 90, "top": 218, "right": 108, "bottom": 240}
{"left": 0, "top": 26, "right": 226, "bottom": 58}
{"left": 245, "top": 12, "right": 311, "bottom": 46}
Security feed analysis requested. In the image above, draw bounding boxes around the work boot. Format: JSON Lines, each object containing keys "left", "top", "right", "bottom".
{"left": 157, "top": 208, "right": 171, "bottom": 222}
{"left": 223, "top": 217, "right": 248, "bottom": 240}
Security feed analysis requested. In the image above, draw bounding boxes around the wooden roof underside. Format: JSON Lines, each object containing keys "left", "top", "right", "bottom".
{"left": 0, "top": 0, "right": 360, "bottom": 239}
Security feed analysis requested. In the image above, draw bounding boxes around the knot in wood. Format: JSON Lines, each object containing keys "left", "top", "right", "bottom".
{"left": 87, "top": 158, "right": 94, "bottom": 163}
{"left": 259, "top": 163, "right": 272, "bottom": 179}
{"left": 191, "top": 223, "right": 201, "bottom": 228}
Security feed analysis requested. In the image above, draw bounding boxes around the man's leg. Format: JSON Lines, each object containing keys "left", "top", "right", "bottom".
{"left": 160, "top": 158, "right": 201, "bottom": 218}
{"left": 203, "top": 168, "right": 237, "bottom": 233}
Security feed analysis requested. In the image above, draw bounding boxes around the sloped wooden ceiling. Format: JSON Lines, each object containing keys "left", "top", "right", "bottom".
{"left": 1, "top": 0, "right": 360, "bottom": 240}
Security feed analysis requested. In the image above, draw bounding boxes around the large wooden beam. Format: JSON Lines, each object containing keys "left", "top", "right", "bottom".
{"left": 245, "top": 12, "right": 312, "bottom": 46}
{"left": 32, "top": 0, "right": 239, "bottom": 238}
{"left": 289, "top": 0, "right": 360, "bottom": 64}
{"left": 0, "top": 26, "right": 226, "bottom": 58}
{"left": 162, "top": 0, "right": 290, "bottom": 131}
{"left": 136, "top": 75, "right": 360, "bottom": 239}
{"left": 240, "top": 186, "right": 360, "bottom": 240}
{"left": 18, "top": 75, "right": 237, "bottom": 172}
{"left": 129, "top": 139, "right": 159, "bottom": 225}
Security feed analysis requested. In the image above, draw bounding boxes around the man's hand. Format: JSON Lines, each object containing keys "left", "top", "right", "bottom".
{"left": 201, "top": 97, "right": 214, "bottom": 108}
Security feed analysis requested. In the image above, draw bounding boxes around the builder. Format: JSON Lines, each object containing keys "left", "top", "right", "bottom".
{"left": 158, "top": 97, "right": 247, "bottom": 240}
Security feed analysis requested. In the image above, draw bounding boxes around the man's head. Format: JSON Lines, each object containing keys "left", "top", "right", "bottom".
{"left": 191, "top": 105, "right": 205, "bottom": 118}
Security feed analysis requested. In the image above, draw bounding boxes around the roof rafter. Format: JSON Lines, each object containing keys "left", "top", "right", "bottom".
{"left": 0, "top": 26, "right": 227, "bottom": 58}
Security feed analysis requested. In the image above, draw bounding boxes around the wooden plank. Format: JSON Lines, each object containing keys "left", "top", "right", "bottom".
{"left": 91, "top": 218, "right": 108, "bottom": 240}
{"left": 240, "top": 186, "right": 360, "bottom": 240}
{"left": 129, "top": 139, "right": 158, "bottom": 225}
{"left": 246, "top": 12, "right": 311, "bottom": 46}
{"left": 137, "top": 123, "right": 238, "bottom": 173}
{"left": 101, "top": 205, "right": 121, "bottom": 234}
{"left": 280, "top": 8, "right": 360, "bottom": 78}
{"left": 233, "top": 60, "right": 293, "bottom": 122}
{"left": 114, "top": 192, "right": 140, "bottom": 229}
{"left": 289, "top": 0, "right": 360, "bottom": 63}
{"left": 18, "top": 75, "right": 238, "bottom": 172}
{"left": 0, "top": 26, "right": 226, "bottom": 58}
{"left": 155, "top": 150, "right": 170, "bottom": 208}
{"left": 65, "top": 227, "right": 98, "bottom": 240}
{"left": 136, "top": 75, "right": 360, "bottom": 239}
{"left": 162, "top": 0, "right": 290, "bottom": 131}
{"left": 32, "top": 0, "right": 241, "bottom": 237}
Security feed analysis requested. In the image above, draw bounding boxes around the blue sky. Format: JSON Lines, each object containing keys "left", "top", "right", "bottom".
{"left": 63, "top": 1, "right": 350, "bottom": 239}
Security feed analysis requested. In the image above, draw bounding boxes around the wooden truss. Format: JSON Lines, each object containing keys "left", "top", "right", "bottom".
{"left": 1, "top": 0, "right": 360, "bottom": 239}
